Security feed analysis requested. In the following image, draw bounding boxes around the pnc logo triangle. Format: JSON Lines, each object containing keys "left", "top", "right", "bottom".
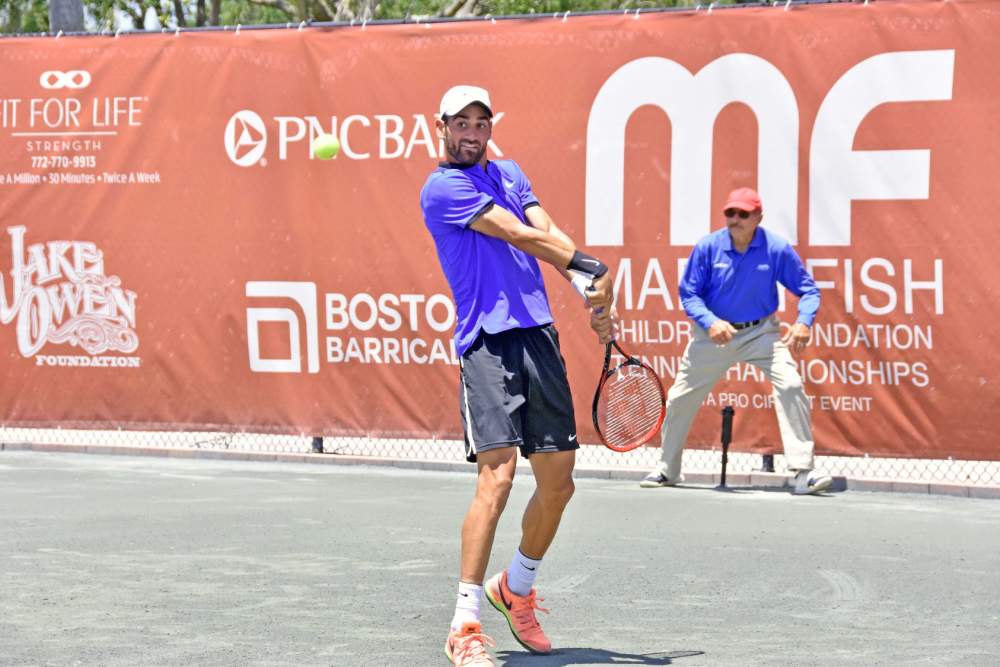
{"left": 224, "top": 110, "right": 268, "bottom": 167}
{"left": 236, "top": 121, "right": 263, "bottom": 152}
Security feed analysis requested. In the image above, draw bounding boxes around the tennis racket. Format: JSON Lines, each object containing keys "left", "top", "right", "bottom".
{"left": 591, "top": 340, "right": 666, "bottom": 452}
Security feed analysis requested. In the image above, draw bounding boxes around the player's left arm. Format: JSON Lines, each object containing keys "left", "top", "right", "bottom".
{"left": 776, "top": 244, "right": 821, "bottom": 353}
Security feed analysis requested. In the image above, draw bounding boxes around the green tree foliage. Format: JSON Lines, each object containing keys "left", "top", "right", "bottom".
{"left": 1, "top": 0, "right": 50, "bottom": 32}
{"left": 2, "top": 0, "right": 700, "bottom": 33}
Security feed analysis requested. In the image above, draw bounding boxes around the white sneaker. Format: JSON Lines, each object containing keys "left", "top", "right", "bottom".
{"left": 639, "top": 470, "right": 684, "bottom": 488}
{"left": 792, "top": 470, "right": 833, "bottom": 495}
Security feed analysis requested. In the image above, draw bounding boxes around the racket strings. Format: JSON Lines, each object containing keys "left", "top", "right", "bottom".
{"left": 597, "top": 368, "right": 664, "bottom": 447}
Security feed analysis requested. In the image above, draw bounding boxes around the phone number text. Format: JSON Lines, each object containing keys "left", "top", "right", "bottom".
{"left": 31, "top": 155, "right": 97, "bottom": 169}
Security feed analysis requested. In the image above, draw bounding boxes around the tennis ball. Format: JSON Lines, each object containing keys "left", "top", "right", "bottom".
{"left": 312, "top": 133, "right": 340, "bottom": 160}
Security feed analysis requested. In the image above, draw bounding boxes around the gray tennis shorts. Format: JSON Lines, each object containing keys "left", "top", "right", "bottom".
{"left": 458, "top": 324, "right": 579, "bottom": 463}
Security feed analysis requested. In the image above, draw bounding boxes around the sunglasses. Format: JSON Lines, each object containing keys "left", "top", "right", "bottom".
{"left": 724, "top": 209, "right": 752, "bottom": 219}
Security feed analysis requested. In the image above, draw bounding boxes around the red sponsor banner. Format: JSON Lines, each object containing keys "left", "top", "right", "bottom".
{"left": 1, "top": 1, "right": 997, "bottom": 460}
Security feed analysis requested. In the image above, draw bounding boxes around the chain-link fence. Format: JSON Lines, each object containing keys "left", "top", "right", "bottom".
{"left": 3, "top": 425, "right": 998, "bottom": 487}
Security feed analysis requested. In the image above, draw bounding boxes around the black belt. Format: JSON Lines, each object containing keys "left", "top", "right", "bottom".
{"left": 732, "top": 319, "right": 763, "bottom": 330}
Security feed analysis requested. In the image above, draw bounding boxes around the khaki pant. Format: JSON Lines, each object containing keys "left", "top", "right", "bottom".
{"left": 656, "top": 315, "right": 814, "bottom": 478}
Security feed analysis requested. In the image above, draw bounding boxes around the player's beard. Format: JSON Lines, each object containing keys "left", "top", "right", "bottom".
{"left": 445, "top": 134, "right": 485, "bottom": 166}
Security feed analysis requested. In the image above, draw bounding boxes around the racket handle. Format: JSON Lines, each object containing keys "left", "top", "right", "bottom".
{"left": 719, "top": 407, "right": 734, "bottom": 488}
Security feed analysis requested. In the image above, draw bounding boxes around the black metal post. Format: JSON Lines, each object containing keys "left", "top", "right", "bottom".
{"left": 718, "top": 407, "right": 735, "bottom": 488}
{"left": 761, "top": 453, "right": 775, "bottom": 472}
{"left": 311, "top": 436, "right": 324, "bottom": 454}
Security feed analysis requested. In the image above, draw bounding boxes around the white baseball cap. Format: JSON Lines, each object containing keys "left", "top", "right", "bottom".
{"left": 439, "top": 85, "right": 493, "bottom": 119}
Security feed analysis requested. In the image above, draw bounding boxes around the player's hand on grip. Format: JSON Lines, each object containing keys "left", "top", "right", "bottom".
{"left": 782, "top": 322, "right": 811, "bottom": 354}
{"left": 585, "top": 272, "right": 614, "bottom": 312}
{"left": 590, "top": 306, "right": 617, "bottom": 345}
{"left": 708, "top": 320, "right": 737, "bottom": 345}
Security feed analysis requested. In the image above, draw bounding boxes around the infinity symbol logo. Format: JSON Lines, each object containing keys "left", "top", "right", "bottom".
{"left": 39, "top": 70, "right": 92, "bottom": 90}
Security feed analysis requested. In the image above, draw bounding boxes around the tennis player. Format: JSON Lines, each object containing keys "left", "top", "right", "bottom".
{"left": 420, "top": 84, "right": 614, "bottom": 666}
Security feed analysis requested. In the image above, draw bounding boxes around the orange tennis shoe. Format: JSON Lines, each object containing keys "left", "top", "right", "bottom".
{"left": 484, "top": 570, "right": 552, "bottom": 654}
{"left": 445, "top": 621, "right": 496, "bottom": 666}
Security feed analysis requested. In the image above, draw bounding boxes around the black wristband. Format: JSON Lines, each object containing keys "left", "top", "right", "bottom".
{"left": 566, "top": 250, "right": 608, "bottom": 279}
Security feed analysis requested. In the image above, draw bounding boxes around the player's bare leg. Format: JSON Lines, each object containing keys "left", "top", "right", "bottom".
{"left": 520, "top": 449, "right": 576, "bottom": 558}
{"left": 448, "top": 448, "right": 517, "bottom": 666}
{"left": 484, "top": 449, "right": 575, "bottom": 654}
{"left": 460, "top": 447, "right": 519, "bottom": 584}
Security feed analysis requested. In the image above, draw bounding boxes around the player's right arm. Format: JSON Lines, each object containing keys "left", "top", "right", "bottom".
{"left": 421, "top": 168, "right": 612, "bottom": 310}
{"left": 422, "top": 169, "right": 571, "bottom": 266}
{"left": 471, "top": 204, "right": 575, "bottom": 268}
{"left": 521, "top": 205, "right": 616, "bottom": 342}
{"left": 470, "top": 204, "right": 613, "bottom": 312}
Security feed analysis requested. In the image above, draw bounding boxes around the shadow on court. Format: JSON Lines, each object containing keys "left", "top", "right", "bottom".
{"left": 708, "top": 487, "right": 836, "bottom": 496}
{"left": 497, "top": 648, "right": 704, "bottom": 665}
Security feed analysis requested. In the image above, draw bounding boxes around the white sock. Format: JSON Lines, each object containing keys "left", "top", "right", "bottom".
{"left": 451, "top": 581, "right": 482, "bottom": 631}
{"left": 506, "top": 549, "right": 541, "bottom": 597}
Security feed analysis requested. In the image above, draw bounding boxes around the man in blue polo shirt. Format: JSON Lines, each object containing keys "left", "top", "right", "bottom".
{"left": 640, "top": 187, "right": 833, "bottom": 496}
{"left": 420, "top": 85, "right": 615, "bottom": 666}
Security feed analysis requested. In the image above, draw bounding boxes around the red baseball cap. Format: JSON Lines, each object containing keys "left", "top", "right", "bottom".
{"left": 723, "top": 187, "right": 762, "bottom": 212}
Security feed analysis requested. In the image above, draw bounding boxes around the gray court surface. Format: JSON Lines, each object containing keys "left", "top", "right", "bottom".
{"left": 1, "top": 451, "right": 998, "bottom": 667}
